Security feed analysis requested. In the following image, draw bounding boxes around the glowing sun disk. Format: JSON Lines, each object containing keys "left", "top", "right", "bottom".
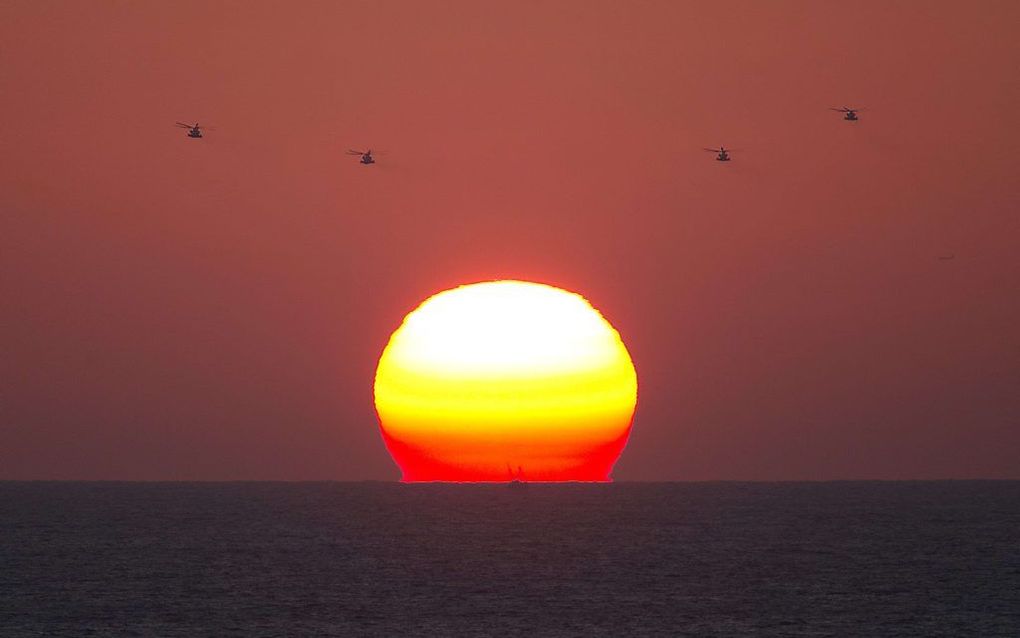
{"left": 374, "top": 280, "right": 637, "bottom": 482}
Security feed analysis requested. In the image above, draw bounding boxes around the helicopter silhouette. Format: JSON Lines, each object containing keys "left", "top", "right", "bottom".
{"left": 347, "top": 149, "right": 375, "bottom": 165}
{"left": 175, "top": 122, "right": 208, "bottom": 138}
{"left": 830, "top": 107, "right": 864, "bottom": 121}
{"left": 703, "top": 146, "right": 733, "bottom": 161}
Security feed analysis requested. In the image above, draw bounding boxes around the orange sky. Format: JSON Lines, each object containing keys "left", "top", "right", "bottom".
{"left": 1, "top": 0, "right": 1017, "bottom": 480}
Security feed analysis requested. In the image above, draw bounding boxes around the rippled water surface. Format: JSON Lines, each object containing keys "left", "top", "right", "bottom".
{"left": 2, "top": 482, "right": 1018, "bottom": 636}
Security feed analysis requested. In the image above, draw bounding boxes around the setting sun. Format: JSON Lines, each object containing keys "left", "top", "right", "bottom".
{"left": 374, "top": 280, "right": 637, "bottom": 482}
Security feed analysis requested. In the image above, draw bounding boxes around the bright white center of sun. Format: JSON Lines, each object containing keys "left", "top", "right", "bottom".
{"left": 391, "top": 281, "right": 619, "bottom": 377}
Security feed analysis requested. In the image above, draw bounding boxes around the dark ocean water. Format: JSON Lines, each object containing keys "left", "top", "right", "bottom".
{"left": 1, "top": 482, "right": 1018, "bottom": 637}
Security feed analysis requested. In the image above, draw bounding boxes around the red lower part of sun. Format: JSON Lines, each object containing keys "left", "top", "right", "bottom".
{"left": 380, "top": 425, "right": 633, "bottom": 482}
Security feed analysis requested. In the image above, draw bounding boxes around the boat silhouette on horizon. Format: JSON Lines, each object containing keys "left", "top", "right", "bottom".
{"left": 508, "top": 464, "right": 528, "bottom": 488}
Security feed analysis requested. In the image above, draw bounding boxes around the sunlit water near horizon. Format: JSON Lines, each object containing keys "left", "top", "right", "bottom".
{"left": 2, "top": 481, "right": 1018, "bottom": 636}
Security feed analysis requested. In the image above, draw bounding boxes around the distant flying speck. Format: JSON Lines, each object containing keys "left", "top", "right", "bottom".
{"left": 347, "top": 149, "right": 375, "bottom": 165}
{"left": 830, "top": 106, "right": 864, "bottom": 121}
{"left": 175, "top": 122, "right": 212, "bottom": 138}
{"left": 703, "top": 146, "right": 733, "bottom": 162}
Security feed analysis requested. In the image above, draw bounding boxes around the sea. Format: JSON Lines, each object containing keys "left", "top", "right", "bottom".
{"left": 1, "top": 481, "right": 1018, "bottom": 637}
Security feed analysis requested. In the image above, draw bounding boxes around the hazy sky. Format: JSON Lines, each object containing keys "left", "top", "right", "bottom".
{"left": 2, "top": 0, "right": 1017, "bottom": 480}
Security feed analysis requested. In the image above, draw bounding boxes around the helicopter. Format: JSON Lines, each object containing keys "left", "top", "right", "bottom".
{"left": 830, "top": 107, "right": 864, "bottom": 121}
{"left": 347, "top": 149, "right": 375, "bottom": 165}
{"left": 175, "top": 122, "right": 207, "bottom": 138}
{"left": 703, "top": 146, "right": 732, "bottom": 161}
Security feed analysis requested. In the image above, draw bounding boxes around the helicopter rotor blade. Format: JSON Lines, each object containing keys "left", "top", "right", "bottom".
{"left": 346, "top": 150, "right": 365, "bottom": 155}
{"left": 175, "top": 122, "right": 194, "bottom": 128}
